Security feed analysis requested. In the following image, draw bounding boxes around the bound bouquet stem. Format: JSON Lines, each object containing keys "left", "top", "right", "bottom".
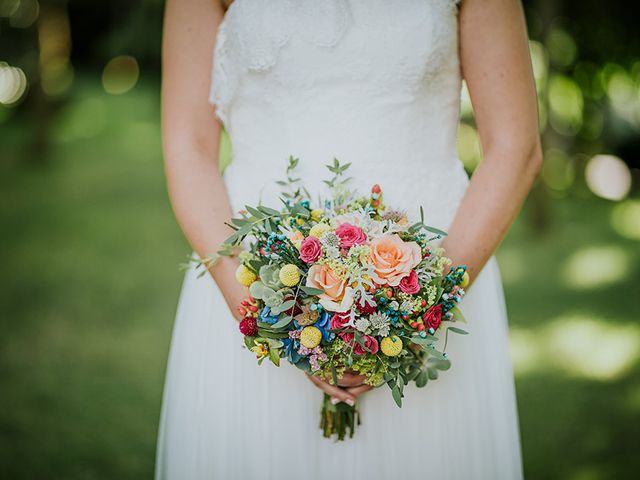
{"left": 320, "top": 393, "right": 360, "bottom": 441}
{"left": 200, "top": 157, "right": 469, "bottom": 440}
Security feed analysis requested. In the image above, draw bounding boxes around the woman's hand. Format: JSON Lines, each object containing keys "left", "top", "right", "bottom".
{"left": 210, "top": 257, "right": 248, "bottom": 321}
{"left": 307, "top": 375, "right": 357, "bottom": 406}
{"left": 336, "top": 370, "right": 366, "bottom": 387}
{"left": 306, "top": 370, "right": 373, "bottom": 406}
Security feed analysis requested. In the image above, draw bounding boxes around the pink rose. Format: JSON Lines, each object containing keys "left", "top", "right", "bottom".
{"left": 369, "top": 234, "right": 422, "bottom": 286}
{"left": 398, "top": 270, "right": 421, "bottom": 294}
{"left": 339, "top": 332, "right": 379, "bottom": 355}
{"left": 330, "top": 311, "right": 351, "bottom": 330}
{"left": 361, "top": 335, "right": 379, "bottom": 355}
{"left": 335, "top": 223, "right": 366, "bottom": 248}
{"left": 299, "top": 236, "right": 322, "bottom": 263}
{"left": 423, "top": 304, "right": 443, "bottom": 331}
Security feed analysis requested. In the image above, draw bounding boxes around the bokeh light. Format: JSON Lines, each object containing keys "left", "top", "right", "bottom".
{"left": 511, "top": 314, "right": 640, "bottom": 381}
{"left": 606, "top": 69, "right": 639, "bottom": 127}
{"left": 585, "top": 154, "right": 632, "bottom": 201}
{"left": 542, "top": 148, "right": 575, "bottom": 192}
{"left": 0, "top": 0, "right": 20, "bottom": 18}
{"left": 548, "top": 73, "right": 584, "bottom": 135}
{"left": 459, "top": 81, "right": 473, "bottom": 118}
{"left": 0, "top": 62, "right": 28, "bottom": 105}
{"left": 8, "top": 0, "right": 39, "bottom": 28}
{"left": 38, "top": 1, "right": 73, "bottom": 97}
{"left": 547, "top": 314, "right": 640, "bottom": 380}
{"left": 102, "top": 55, "right": 140, "bottom": 95}
{"left": 610, "top": 200, "right": 640, "bottom": 241}
{"left": 41, "top": 57, "right": 74, "bottom": 96}
{"left": 456, "top": 123, "right": 481, "bottom": 170}
{"left": 561, "top": 245, "right": 631, "bottom": 289}
{"left": 546, "top": 27, "right": 577, "bottom": 68}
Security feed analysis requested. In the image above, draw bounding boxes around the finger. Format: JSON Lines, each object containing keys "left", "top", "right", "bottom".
{"left": 338, "top": 372, "right": 367, "bottom": 387}
{"left": 307, "top": 375, "right": 356, "bottom": 405}
{"left": 346, "top": 384, "right": 373, "bottom": 398}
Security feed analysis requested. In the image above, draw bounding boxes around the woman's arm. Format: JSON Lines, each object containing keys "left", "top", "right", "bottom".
{"left": 162, "top": 0, "right": 244, "bottom": 316}
{"left": 442, "top": 0, "right": 542, "bottom": 284}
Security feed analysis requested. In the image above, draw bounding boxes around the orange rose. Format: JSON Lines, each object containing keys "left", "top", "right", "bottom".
{"left": 369, "top": 234, "right": 422, "bottom": 286}
{"left": 306, "top": 264, "right": 354, "bottom": 312}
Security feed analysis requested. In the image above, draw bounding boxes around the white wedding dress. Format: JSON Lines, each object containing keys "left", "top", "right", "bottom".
{"left": 156, "top": 1, "right": 523, "bottom": 479}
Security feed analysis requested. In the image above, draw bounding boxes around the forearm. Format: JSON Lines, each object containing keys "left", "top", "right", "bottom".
{"left": 164, "top": 138, "right": 243, "bottom": 312}
{"left": 442, "top": 142, "right": 541, "bottom": 283}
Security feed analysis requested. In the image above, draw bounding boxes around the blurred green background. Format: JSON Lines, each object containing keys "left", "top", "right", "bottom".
{"left": 1, "top": 0, "right": 639, "bottom": 479}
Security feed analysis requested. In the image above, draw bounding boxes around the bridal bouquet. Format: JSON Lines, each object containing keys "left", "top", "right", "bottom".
{"left": 215, "top": 157, "right": 468, "bottom": 440}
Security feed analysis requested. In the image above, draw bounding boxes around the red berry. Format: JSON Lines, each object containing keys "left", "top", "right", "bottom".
{"left": 371, "top": 184, "right": 381, "bottom": 194}
{"left": 237, "top": 306, "right": 247, "bottom": 316}
{"left": 239, "top": 317, "right": 258, "bottom": 336}
{"left": 417, "top": 324, "right": 426, "bottom": 331}
{"left": 248, "top": 305, "right": 258, "bottom": 313}
{"left": 410, "top": 321, "right": 418, "bottom": 329}
{"left": 420, "top": 299, "right": 427, "bottom": 308}
{"left": 385, "top": 289, "right": 393, "bottom": 298}
{"left": 372, "top": 199, "right": 380, "bottom": 207}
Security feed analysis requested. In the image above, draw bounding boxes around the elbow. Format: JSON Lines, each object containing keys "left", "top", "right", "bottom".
{"left": 526, "top": 139, "right": 543, "bottom": 180}
{"left": 485, "top": 134, "right": 543, "bottom": 181}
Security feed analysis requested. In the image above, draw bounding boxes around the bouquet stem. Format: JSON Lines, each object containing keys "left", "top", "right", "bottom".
{"left": 320, "top": 393, "right": 360, "bottom": 441}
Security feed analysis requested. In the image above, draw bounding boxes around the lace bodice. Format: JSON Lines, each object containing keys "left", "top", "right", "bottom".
{"left": 209, "top": 0, "right": 468, "bottom": 230}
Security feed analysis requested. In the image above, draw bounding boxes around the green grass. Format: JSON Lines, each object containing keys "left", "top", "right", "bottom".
{"left": 1, "top": 77, "right": 639, "bottom": 479}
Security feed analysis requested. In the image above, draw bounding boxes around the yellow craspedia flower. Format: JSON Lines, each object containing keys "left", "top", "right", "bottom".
{"left": 460, "top": 271, "right": 470, "bottom": 289}
{"left": 279, "top": 264, "right": 301, "bottom": 286}
{"left": 380, "top": 336, "right": 403, "bottom": 357}
{"left": 309, "top": 223, "right": 331, "bottom": 238}
{"left": 235, "top": 264, "right": 257, "bottom": 286}
{"left": 300, "top": 326, "right": 322, "bottom": 349}
{"left": 310, "top": 209, "right": 324, "bottom": 221}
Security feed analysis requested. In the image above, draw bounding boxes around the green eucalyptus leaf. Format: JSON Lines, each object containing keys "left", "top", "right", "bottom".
{"left": 271, "top": 299, "right": 295, "bottom": 315}
{"left": 391, "top": 385, "right": 403, "bottom": 408}
{"left": 300, "top": 286, "right": 325, "bottom": 296}
{"left": 270, "top": 315, "right": 294, "bottom": 329}
{"left": 415, "top": 371, "right": 428, "bottom": 388}
{"left": 422, "top": 225, "right": 448, "bottom": 237}
{"left": 256, "top": 329, "right": 289, "bottom": 339}
{"left": 246, "top": 206, "right": 265, "bottom": 219}
{"left": 448, "top": 326, "right": 469, "bottom": 335}
{"left": 258, "top": 206, "right": 281, "bottom": 216}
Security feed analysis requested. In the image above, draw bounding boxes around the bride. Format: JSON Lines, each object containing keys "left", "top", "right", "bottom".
{"left": 156, "top": 0, "right": 540, "bottom": 478}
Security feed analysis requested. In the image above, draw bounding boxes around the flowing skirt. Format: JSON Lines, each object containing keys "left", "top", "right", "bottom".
{"left": 155, "top": 256, "right": 523, "bottom": 479}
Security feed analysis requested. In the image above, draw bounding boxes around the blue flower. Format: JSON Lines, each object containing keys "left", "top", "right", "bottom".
{"left": 259, "top": 306, "right": 279, "bottom": 325}
{"left": 315, "top": 310, "right": 334, "bottom": 342}
{"left": 283, "top": 337, "right": 303, "bottom": 364}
